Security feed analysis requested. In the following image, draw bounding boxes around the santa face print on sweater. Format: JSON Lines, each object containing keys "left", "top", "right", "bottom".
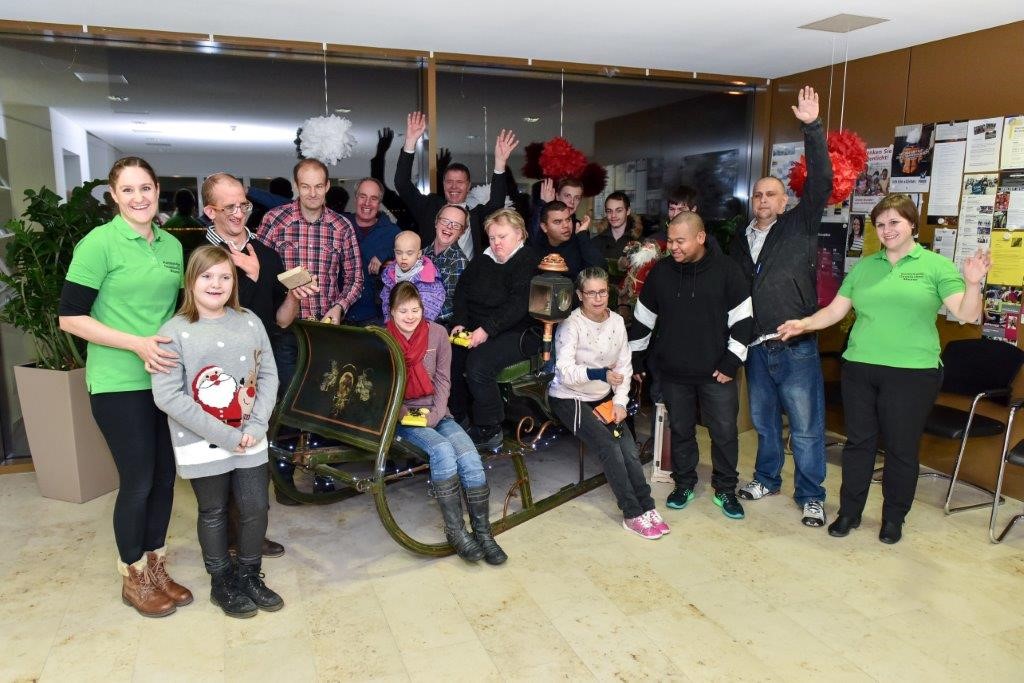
{"left": 192, "top": 349, "right": 262, "bottom": 427}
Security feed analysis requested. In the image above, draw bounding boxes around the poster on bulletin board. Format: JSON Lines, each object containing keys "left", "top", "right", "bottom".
{"left": 891, "top": 123, "right": 935, "bottom": 193}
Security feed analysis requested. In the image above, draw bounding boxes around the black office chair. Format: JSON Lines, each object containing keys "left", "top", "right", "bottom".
{"left": 990, "top": 399, "right": 1024, "bottom": 543}
{"left": 922, "top": 337, "right": 1024, "bottom": 514}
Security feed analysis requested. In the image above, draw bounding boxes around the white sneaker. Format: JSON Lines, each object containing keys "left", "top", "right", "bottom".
{"left": 738, "top": 480, "right": 779, "bottom": 500}
{"left": 802, "top": 500, "right": 826, "bottom": 527}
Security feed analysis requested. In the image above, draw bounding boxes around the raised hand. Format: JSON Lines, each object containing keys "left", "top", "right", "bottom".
{"left": 539, "top": 178, "right": 556, "bottom": 203}
{"left": 791, "top": 86, "right": 820, "bottom": 124}
{"left": 963, "top": 249, "right": 992, "bottom": 285}
{"left": 404, "top": 112, "right": 427, "bottom": 151}
{"left": 436, "top": 147, "right": 452, "bottom": 172}
{"left": 376, "top": 127, "right": 394, "bottom": 155}
{"left": 493, "top": 129, "right": 519, "bottom": 172}
{"left": 576, "top": 213, "right": 592, "bottom": 233}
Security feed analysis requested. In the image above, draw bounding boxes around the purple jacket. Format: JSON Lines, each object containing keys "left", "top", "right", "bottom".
{"left": 380, "top": 256, "right": 446, "bottom": 322}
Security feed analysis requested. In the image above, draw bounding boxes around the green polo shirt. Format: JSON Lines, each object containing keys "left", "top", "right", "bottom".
{"left": 65, "top": 215, "right": 183, "bottom": 394}
{"left": 839, "top": 244, "right": 964, "bottom": 369}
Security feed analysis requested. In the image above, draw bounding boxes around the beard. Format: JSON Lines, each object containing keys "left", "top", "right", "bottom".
{"left": 197, "top": 375, "right": 237, "bottom": 408}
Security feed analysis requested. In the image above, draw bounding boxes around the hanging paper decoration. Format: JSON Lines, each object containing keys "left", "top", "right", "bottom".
{"left": 298, "top": 115, "right": 356, "bottom": 166}
{"left": 521, "top": 138, "right": 607, "bottom": 197}
{"left": 539, "top": 137, "right": 588, "bottom": 179}
{"left": 788, "top": 129, "right": 868, "bottom": 205}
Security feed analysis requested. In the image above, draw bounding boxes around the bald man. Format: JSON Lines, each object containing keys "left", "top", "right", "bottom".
{"left": 630, "top": 213, "right": 754, "bottom": 520}
{"left": 729, "top": 86, "right": 834, "bottom": 528}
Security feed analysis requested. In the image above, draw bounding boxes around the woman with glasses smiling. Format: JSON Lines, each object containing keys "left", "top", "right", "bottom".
{"left": 424, "top": 204, "right": 471, "bottom": 328}
{"left": 547, "top": 267, "right": 669, "bottom": 539}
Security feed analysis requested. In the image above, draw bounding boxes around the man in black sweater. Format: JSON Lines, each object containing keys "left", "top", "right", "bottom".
{"left": 630, "top": 213, "right": 754, "bottom": 519}
{"left": 729, "top": 86, "right": 834, "bottom": 528}
{"left": 395, "top": 111, "right": 517, "bottom": 259}
{"left": 532, "top": 200, "right": 602, "bottom": 280}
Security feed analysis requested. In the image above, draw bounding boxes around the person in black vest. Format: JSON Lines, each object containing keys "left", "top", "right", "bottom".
{"left": 395, "top": 111, "right": 517, "bottom": 259}
{"left": 200, "top": 172, "right": 319, "bottom": 552}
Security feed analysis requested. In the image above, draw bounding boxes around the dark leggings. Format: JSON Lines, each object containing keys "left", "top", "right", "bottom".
{"left": 90, "top": 390, "right": 176, "bottom": 565}
{"left": 190, "top": 465, "right": 269, "bottom": 574}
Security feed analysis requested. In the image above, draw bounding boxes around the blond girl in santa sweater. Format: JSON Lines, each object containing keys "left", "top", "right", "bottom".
{"left": 152, "top": 245, "right": 280, "bottom": 618}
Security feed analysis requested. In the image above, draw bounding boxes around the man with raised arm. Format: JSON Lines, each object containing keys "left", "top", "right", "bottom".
{"left": 395, "top": 112, "right": 517, "bottom": 259}
{"left": 729, "top": 86, "right": 834, "bottom": 528}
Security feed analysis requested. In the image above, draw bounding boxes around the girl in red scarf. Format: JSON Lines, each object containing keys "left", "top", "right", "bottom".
{"left": 386, "top": 283, "right": 507, "bottom": 565}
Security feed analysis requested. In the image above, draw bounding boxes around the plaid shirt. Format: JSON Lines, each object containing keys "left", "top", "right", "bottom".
{"left": 256, "top": 201, "right": 363, "bottom": 320}
{"left": 423, "top": 242, "right": 467, "bottom": 322}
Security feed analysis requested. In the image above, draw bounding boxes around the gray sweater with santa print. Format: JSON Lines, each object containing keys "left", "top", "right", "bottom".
{"left": 151, "top": 307, "right": 278, "bottom": 479}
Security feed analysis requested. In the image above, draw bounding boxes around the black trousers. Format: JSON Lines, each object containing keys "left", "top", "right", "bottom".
{"left": 90, "top": 390, "right": 176, "bottom": 564}
{"left": 660, "top": 379, "right": 740, "bottom": 492}
{"left": 839, "top": 361, "right": 942, "bottom": 524}
{"left": 190, "top": 464, "right": 269, "bottom": 574}
{"left": 450, "top": 328, "right": 539, "bottom": 426}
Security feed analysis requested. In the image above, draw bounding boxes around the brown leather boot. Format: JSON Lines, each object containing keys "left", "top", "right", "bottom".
{"left": 147, "top": 549, "right": 193, "bottom": 606}
{"left": 120, "top": 557, "right": 175, "bottom": 618}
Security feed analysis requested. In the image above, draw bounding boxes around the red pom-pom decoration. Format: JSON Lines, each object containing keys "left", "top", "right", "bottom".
{"left": 539, "top": 137, "right": 587, "bottom": 179}
{"left": 579, "top": 162, "right": 608, "bottom": 197}
{"left": 521, "top": 142, "right": 544, "bottom": 179}
{"left": 787, "top": 129, "right": 868, "bottom": 205}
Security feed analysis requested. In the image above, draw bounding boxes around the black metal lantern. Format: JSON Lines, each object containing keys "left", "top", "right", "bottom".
{"left": 529, "top": 254, "right": 574, "bottom": 361}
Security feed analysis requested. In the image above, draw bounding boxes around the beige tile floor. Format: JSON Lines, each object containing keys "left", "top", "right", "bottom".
{"left": 2, "top": 428, "right": 1023, "bottom": 682}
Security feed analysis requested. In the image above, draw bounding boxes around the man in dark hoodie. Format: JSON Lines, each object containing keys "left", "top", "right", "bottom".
{"left": 629, "top": 212, "right": 754, "bottom": 519}
{"left": 729, "top": 85, "right": 834, "bottom": 528}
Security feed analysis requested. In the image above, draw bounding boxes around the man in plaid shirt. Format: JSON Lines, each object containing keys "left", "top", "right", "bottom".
{"left": 257, "top": 158, "right": 363, "bottom": 324}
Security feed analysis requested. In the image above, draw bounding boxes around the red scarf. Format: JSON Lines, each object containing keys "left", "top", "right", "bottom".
{"left": 387, "top": 318, "right": 434, "bottom": 399}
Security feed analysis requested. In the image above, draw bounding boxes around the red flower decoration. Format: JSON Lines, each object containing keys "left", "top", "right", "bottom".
{"left": 539, "top": 137, "right": 587, "bottom": 179}
{"left": 787, "top": 129, "right": 868, "bottom": 205}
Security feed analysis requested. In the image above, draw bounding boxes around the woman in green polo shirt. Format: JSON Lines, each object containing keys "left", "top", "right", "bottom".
{"left": 58, "top": 157, "right": 189, "bottom": 617}
{"left": 777, "top": 194, "right": 989, "bottom": 545}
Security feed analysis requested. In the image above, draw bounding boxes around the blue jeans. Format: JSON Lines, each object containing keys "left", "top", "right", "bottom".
{"left": 396, "top": 416, "right": 486, "bottom": 488}
{"left": 746, "top": 336, "right": 826, "bottom": 504}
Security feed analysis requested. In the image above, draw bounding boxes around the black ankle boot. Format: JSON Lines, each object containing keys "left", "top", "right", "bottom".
{"left": 236, "top": 561, "right": 284, "bottom": 611}
{"left": 210, "top": 566, "right": 257, "bottom": 618}
{"left": 465, "top": 484, "right": 508, "bottom": 565}
{"left": 432, "top": 476, "right": 484, "bottom": 562}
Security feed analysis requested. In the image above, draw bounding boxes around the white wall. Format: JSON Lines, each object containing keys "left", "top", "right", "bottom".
{"left": 49, "top": 110, "right": 89, "bottom": 200}
{"left": 87, "top": 135, "right": 122, "bottom": 184}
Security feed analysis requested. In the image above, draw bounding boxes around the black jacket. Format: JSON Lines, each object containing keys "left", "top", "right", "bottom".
{"left": 394, "top": 149, "right": 509, "bottom": 258}
{"left": 730, "top": 119, "right": 833, "bottom": 337}
{"left": 628, "top": 241, "right": 754, "bottom": 383}
{"left": 530, "top": 230, "right": 603, "bottom": 281}
{"left": 453, "top": 245, "right": 542, "bottom": 337}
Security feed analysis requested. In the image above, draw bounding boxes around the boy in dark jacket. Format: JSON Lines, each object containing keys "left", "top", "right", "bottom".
{"left": 630, "top": 213, "right": 754, "bottom": 519}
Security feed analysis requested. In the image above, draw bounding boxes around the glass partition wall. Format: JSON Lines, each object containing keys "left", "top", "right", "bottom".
{"left": 0, "top": 28, "right": 757, "bottom": 460}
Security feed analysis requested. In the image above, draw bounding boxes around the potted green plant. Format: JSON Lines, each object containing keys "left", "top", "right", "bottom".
{"left": 0, "top": 180, "right": 120, "bottom": 502}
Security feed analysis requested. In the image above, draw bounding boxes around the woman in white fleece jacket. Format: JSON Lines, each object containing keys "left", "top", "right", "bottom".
{"left": 548, "top": 267, "right": 669, "bottom": 540}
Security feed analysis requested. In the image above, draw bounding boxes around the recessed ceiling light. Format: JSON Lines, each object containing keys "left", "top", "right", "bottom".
{"left": 466, "top": 135, "right": 477, "bottom": 140}
{"left": 145, "top": 142, "right": 172, "bottom": 147}
{"left": 799, "top": 14, "right": 888, "bottom": 33}
{"left": 334, "top": 108, "right": 352, "bottom": 114}
{"left": 74, "top": 72, "right": 129, "bottom": 84}
{"left": 730, "top": 81, "right": 746, "bottom": 86}
{"left": 522, "top": 117, "right": 540, "bottom": 123}
{"left": 106, "top": 95, "right": 129, "bottom": 102}
{"left": 726, "top": 91, "right": 744, "bottom": 96}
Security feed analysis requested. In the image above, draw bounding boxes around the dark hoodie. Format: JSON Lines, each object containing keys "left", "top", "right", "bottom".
{"left": 628, "top": 239, "right": 754, "bottom": 383}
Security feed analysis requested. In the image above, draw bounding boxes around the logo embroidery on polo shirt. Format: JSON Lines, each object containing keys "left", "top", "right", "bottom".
{"left": 163, "top": 260, "right": 182, "bottom": 273}
{"left": 899, "top": 272, "right": 924, "bottom": 281}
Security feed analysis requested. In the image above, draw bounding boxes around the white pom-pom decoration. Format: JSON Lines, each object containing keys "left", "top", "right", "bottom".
{"left": 299, "top": 115, "right": 357, "bottom": 165}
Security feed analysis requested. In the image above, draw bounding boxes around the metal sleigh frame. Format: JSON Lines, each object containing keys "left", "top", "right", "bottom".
{"left": 267, "top": 321, "right": 650, "bottom": 557}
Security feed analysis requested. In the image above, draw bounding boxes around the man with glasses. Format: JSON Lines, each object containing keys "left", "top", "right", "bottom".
{"left": 200, "top": 172, "right": 318, "bottom": 553}
{"left": 396, "top": 111, "right": 518, "bottom": 259}
{"left": 534, "top": 200, "right": 601, "bottom": 280}
{"left": 424, "top": 204, "right": 471, "bottom": 328}
{"left": 343, "top": 177, "right": 400, "bottom": 326}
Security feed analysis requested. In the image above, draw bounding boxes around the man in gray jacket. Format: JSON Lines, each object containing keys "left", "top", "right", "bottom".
{"left": 729, "top": 86, "right": 834, "bottom": 528}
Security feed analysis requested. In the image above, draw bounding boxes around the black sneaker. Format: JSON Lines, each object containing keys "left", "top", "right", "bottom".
{"left": 666, "top": 486, "right": 695, "bottom": 509}
{"left": 713, "top": 490, "right": 745, "bottom": 519}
